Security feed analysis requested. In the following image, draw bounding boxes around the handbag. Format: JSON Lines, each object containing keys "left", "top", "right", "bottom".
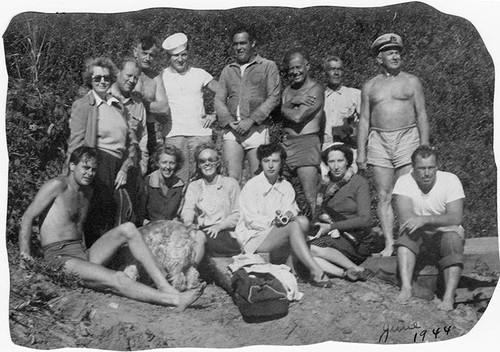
{"left": 231, "top": 268, "right": 289, "bottom": 323}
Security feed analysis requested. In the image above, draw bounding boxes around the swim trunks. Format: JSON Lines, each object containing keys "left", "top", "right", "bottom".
{"left": 282, "top": 133, "right": 321, "bottom": 171}
{"left": 367, "top": 124, "right": 420, "bottom": 168}
{"left": 43, "top": 239, "right": 88, "bottom": 268}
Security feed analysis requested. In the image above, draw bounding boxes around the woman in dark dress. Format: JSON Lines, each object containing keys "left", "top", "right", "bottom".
{"left": 309, "top": 144, "right": 375, "bottom": 280}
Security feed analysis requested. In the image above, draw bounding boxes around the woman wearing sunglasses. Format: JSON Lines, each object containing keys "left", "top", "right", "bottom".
{"left": 181, "top": 143, "right": 242, "bottom": 260}
{"left": 66, "top": 57, "right": 137, "bottom": 247}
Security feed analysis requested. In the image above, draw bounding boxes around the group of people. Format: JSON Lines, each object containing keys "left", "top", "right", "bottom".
{"left": 18, "top": 28, "right": 466, "bottom": 312}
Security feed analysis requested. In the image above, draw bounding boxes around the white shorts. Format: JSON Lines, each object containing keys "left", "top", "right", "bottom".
{"left": 223, "top": 128, "right": 269, "bottom": 150}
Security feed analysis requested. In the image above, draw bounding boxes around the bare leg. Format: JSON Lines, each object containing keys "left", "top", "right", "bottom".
{"left": 257, "top": 217, "right": 325, "bottom": 282}
{"left": 313, "top": 256, "right": 345, "bottom": 277}
{"left": 64, "top": 258, "right": 204, "bottom": 309}
{"left": 88, "top": 222, "right": 175, "bottom": 294}
{"left": 193, "top": 230, "right": 206, "bottom": 265}
{"left": 296, "top": 166, "right": 319, "bottom": 216}
{"left": 246, "top": 148, "right": 261, "bottom": 177}
{"left": 396, "top": 245, "right": 416, "bottom": 303}
{"left": 223, "top": 139, "right": 245, "bottom": 182}
{"left": 437, "top": 232, "right": 464, "bottom": 311}
{"left": 438, "top": 265, "right": 462, "bottom": 311}
{"left": 372, "top": 166, "right": 396, "bottom": 257}
{"left": 310, "top": 245, "right": 364, "bottom": 271}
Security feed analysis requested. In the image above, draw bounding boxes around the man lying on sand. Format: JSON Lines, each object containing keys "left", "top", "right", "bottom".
{"left": 18, "top": 146, "right": 204, "bottom": 310}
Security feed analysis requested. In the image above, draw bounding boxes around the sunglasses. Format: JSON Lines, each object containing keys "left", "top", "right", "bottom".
{"left": 92, "top": 75, "right": 111, "bottom": 83}
{"left": 198, "top": 157, "right": 219, "bottom": 164}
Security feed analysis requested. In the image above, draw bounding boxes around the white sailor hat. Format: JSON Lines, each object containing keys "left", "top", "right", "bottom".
{"left": 162, "top": 33, "right": 188, "bottom": 55}
{"left": 371, "top": 33, "right": 403, "bottom": 54}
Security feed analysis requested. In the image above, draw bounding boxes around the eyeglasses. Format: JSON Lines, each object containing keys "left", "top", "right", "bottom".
{"left": 198, "top": 157, "right": 219, "bottom": 165}
{"left": 92, "top": 75, "right": 111, "bottom": 83}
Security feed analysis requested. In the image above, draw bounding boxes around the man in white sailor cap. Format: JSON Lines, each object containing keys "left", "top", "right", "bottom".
{"left": 356, "top": 33, "right": 430, "bottom": 257}
{"left": 159, "top": 32, "right": 219, "bottom": 183}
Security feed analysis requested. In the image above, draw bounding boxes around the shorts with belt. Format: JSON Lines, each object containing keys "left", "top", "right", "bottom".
{"left": 367, "top": 124, "right": 420, "bottom": 168}
{"left": 43, "top": 239, "right": 88, "bottom": 268}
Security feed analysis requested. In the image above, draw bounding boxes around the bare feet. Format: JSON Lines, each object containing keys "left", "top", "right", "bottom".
{"left": 374, "top": 245, "right": 394, "bottom": 257}
{"left": 177, "top": 282, "right": 206, "bottom": 311}
{"left": 437, "top": 298, "right": 454, "bottom": 311}
{"left": 396, "top": 287, "right": 412, "bottom": 304}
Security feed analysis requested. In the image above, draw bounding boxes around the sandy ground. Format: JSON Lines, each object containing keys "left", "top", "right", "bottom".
{"left": 8, "top": 237, "right": 499, "bottom": 351}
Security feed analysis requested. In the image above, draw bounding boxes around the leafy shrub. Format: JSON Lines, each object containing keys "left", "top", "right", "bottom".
{"left": 4, "top": 2, "right": 496, "bottom": 242}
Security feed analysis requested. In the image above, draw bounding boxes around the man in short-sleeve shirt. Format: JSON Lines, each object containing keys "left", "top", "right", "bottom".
{"left": 160, "top": 33, "right": 219, "bottom": 182}
{"left": 393, "top": 145, "right": 465, "bottom": 311}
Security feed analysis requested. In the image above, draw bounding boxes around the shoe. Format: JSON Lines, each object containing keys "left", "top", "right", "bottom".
{"left": 309, "top": 273, "right": 333, "bottom": 288}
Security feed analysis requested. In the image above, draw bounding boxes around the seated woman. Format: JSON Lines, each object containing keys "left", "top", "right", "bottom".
{"left": 235, "top": 143, "right": 332, "bottom": 288}
{"left": 309, "top": 144, "right": 375, "bottom": 280}
{"left": 181, "top": 144, "right": 241, "bottom": 259}
{"left": 140, "top": 144, "right": 185, "bottom": 224}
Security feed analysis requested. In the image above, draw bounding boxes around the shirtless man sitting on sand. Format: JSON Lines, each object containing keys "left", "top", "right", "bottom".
{"left": 18, "top": 146, "right": 204, "bottom": 310}
{"left": 356, "top": 33, "right": 429, "bottom": 257}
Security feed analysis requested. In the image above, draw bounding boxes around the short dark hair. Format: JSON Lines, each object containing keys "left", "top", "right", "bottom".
{"left": 321, "top": 144, "right": 353, "bottom": 167}
{"left": 153, "top": 144, "right": 184, "bottom": 172}
{"left": 232, "top": 26, "right": 256, "bottom": 43}
{"left": 192, "top": 143, "right": 221, "bottom": 180}
{"left": 69, "top": 146, "right": 99, "bottom": 167}
{"left": 283, "top": 47, "right": 310, "bottom": 67}
{"left": 138, "top": 35, "right": 157, "bottom": 51}
{"left": 82, "top": 57, "right": 117, "bottom": 88}
{"left": 411, "top": 145, "right": 439, "bottom": 166}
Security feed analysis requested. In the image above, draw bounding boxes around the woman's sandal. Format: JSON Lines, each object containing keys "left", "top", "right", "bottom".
{"left": 309, "top": 273, "right": 334, "bottom": 288}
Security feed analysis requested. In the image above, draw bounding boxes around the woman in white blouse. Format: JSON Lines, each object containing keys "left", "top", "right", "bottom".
{"left": 235, "top": 143, "right": 332, "bottom": 288}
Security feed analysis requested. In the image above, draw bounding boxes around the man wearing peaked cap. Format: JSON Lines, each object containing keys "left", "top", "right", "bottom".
{"left": 371, "top": 33, "right": 403, "bottom": 54}
{"left": 157, "top": 32, "right": 219, "bottom": 183}
{"left": 356, "top": 33, "right": 429, "bottom": 257}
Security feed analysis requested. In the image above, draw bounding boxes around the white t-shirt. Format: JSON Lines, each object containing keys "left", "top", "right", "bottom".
{"left": 323, "top": 85, "right": 361, "bottom": 135}
{"left": 393, "top": 170, "right": 465, "bottom": 236}
{"left": 162, "top": 66, "right": 213, "bottom": 137}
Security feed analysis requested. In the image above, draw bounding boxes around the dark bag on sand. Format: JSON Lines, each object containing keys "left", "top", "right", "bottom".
{"left": 231, "top": 269, "right": 288, "bottom": 323}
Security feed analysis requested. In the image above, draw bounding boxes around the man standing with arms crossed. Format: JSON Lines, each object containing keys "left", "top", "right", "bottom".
{"left": 160, "top": 32, "right": 219, "bottom": 183}
{"left": 281, "top": 48, "right": 325, "bottom": 217}
{"left": 357, "top": 33, "right": 429, "bottom": 257}
{"left": 19, "top": 146, "right": 204, "bottom": 309}
{"left": 215, "top": 28, "right": 281, "bottom": 182}
{"left": 133, "top": 36, "right": 170, "bottom": 161}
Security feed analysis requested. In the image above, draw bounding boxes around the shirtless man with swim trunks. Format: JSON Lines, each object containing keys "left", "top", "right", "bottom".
{"left": 19, "top": 146, "right": 203, "bottom": 309}
{"left": 356, "top": 33, "right": 429, "bottom": 257}
{"left": 281, "top": 47, "right": 325, "bottom": 217}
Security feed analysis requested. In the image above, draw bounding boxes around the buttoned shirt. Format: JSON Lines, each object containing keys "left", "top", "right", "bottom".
{"left": 323, "top": 85, "right": 361, "bottom": 137}
{"left": 215, "top": 54, "right": 281, "bottom": 128}
{"left": 235, "top": 172, "right": 299, "bottom": 249}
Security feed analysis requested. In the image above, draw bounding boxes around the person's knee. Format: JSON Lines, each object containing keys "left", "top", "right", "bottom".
{"left": 310, "top": 245, "right": 322, "bottom": 256}
{"left": 118, "top": 222, "right": 140, "bottom": 240}
{"left": 441, "top": 232, "right": 464, "bottom": 253}
{"left": 294, "top": 215, "right": 309, "bottom": 233}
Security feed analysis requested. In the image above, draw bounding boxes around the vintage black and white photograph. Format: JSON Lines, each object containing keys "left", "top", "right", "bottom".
{"left": 2, "top": 0, "right": 499, "bottom": 350}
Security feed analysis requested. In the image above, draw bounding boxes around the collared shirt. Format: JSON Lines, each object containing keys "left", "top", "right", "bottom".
{"left": 214, "top": 54, "right": 281, "bottom": 128}
{"left": 323, "top": 85, "right": 361, "bottom": 137}
{"left": 181, "top": 175, "right": 241, "bottom": 229}
{"left": 142, "top": 170, "right": 185, "bottom": 222}
{"left": 162, "top": 66, "right": 213, "bottom": 137}
{"left": 235, "top": 172, "right": 299, "bottom": 248}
